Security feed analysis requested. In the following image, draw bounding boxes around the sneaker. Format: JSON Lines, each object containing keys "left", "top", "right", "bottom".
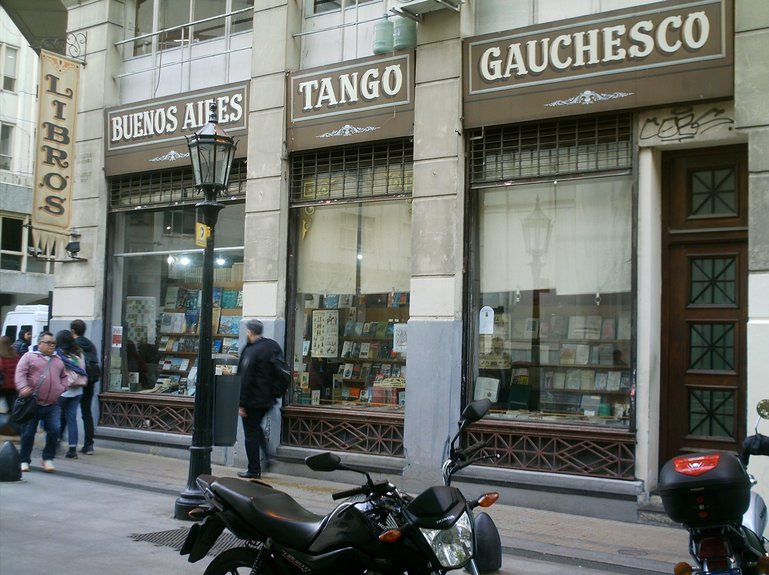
{"left": 65, "top": 448, "right": 78, "bottom": 459}
{"left": 42, "top": 460, "right": 55, "bottom": 473}
{"left": 20, "top": 462, "right": 29, "bottom": 472}
{"left": 80, "top": 445, "right": 94, "bottom": 455}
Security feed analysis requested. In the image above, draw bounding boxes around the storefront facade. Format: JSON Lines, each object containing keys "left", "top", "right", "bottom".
{"left": 44, "top": 0, "right": 769, "bottom": 519}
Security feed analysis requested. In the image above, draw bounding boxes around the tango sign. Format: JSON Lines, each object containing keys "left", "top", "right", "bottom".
{"left": 31, "top": 50, "right": 80, "bottom": 256}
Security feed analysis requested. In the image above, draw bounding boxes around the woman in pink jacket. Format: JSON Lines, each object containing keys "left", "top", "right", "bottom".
{"left": 15, "top": 331, "right": 68, "bottom": 473}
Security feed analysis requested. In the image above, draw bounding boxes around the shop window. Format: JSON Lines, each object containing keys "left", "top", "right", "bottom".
{"left": 290, "top": 142, "right": 412, "bottom": 411}
{"left": 469, "top": 115, "right": 633, "bottom": 428}
{"left": 108, "top": 203, "right": 244, "bottom": 395}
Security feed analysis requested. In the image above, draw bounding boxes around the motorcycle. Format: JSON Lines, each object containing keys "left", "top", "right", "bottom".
{"left": 180, "top": 398, "right": 501, "bottom": 575}
{"left": 659, "top": 399, "right": 769, "bottom": 575}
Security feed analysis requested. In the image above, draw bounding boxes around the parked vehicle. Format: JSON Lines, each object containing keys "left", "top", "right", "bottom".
{"left": 180, "top": 398, "right": 501, "bottom": 575}
{"left": 659, "top": 399, "right": 769, "bottom": 575}
{"left": 1, "top": 304, "right": 49, "bottom": 343}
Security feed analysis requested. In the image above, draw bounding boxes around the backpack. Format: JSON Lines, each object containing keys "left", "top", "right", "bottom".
{"left": 269, "top": 348, "right": 292, "bottom": 399}
{"left": 81, "top": 341, "right": 101, "bottom": 383}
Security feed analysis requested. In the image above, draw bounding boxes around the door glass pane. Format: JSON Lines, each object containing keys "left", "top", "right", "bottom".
{"left": 690, "top": 168, "right": 736, "bottom": 217}
{"left": 690, "top": 257, "right": 736, "bottom": 305}
{"left": 689, "top": 322, "right": 735, "bottom": 371}
{"left": 688, "top": 388, "right": 735, "bottom": 438}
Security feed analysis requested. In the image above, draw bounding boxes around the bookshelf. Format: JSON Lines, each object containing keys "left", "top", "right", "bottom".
{"left": 152, "top": 281, "right": 242, "bottom": 395}
{"left": 296, "top": 292, "right": 408, "bottom": 409}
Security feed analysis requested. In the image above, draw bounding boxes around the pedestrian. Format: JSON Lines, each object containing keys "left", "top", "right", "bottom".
{"left": 237, "top": 319, "right": 284, "bottom": 479}
{"left": 12, "top": 328, "right": 32, "bottom": 356}
{"left": 15, "top": 331, "right": 68, "bottom": 473}
{"left": 55, "top": 329, "right": 88, "bottom": 459}
{"left": 70, "top": 319, "right": 99, "bottom": 454}
{"left": 0, "top": 336, "right": 21, "bottom": 433}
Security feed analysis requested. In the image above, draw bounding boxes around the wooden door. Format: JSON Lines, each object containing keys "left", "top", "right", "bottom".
{"left": 660, "top": 145, "right": 748, "bottom": 465}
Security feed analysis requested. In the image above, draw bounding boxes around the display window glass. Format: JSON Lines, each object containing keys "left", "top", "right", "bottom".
{"left": 471, "top": 175, "right": 633, "bottom": 427}
{"left": 291, "top": 200, "right": 411, "bottom": 410}
{"left": 108, "top": 203, "right": 244, "bottom": 395}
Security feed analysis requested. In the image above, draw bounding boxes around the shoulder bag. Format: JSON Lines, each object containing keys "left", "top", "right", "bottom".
{"left": 12, "top": 360, "right": 52, "bottom": 425}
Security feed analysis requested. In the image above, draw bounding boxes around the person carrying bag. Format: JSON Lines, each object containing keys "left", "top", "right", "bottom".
{"left": 14, "top": 331, "right": 68, "bottom": 473}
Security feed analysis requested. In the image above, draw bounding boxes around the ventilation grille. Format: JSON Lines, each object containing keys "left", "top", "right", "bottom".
{"left": 290, "top": 140, "right": 413, "bottom": 205}
{"left": 109, "top": 159, "right": 247, "bottom": 211}
{"left": 469, "top": 113, "right": 632, "bottom": 184}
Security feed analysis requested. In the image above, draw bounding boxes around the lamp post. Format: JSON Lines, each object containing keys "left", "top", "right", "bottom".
{"left": 522, "top": 196, "right": 552, "bottom": 289}
{"left": 174, "top": 102, "right": 237, "bottom": 520}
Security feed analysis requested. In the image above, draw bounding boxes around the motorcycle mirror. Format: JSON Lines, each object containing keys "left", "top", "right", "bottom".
{"left": 460, "top": 398, "right": 492, "bottom": 425}
{"left": 305, "top": 452, "right": 341, "bottom": 472}
{"left": 757, "top": 399, "right": 769, "bottom": 420}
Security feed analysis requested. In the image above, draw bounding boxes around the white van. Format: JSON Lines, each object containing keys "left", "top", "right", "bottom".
{"left": 1, "top": 304, "right": 50, "bottom": 344}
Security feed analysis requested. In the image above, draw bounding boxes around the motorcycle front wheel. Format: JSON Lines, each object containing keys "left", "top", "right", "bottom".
{"left": 203, "top": 547, "right": 276, "bottom": 575}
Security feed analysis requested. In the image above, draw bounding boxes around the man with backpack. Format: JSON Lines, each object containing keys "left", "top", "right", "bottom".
{"left": 236, "top": 319, "right": 289, "bottom": 479}
{"left": 70, "top": 319, "right": 100, "bottom": 454}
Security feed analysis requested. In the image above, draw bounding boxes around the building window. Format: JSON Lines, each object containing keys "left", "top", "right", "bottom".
{"left": 469, "top": 114, "right": 634, "bottom": 428}
{"left": 1, "top": 44, "right": 17, "bottom": 92}
{"left": 108, "top": 203, "right": 245, "bottom": 395}
{"left": 132, "top": 0, "right": 252, "bottom": 56}
{"left": 0, "top": 215, "right": 53, "bottom": 273}
{"left": 307, "top": 0, "right": 377, "bottom": 16}
{"left": 290, "top": 142, "right": 412, "bottom": 410}
{"left": 0, "top": 123, "right": 12, "bottom": 170}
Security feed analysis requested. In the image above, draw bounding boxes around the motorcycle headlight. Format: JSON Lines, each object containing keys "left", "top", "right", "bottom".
{"left": 418, "top": 511, "right": 474, "bottom": 569}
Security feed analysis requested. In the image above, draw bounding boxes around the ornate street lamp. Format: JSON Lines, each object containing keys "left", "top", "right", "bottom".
{"left": 522, "top": 196, "right": 552, "bottom": 289}
{"left": 174, "top": 102, "right": 237, "bottom": 520}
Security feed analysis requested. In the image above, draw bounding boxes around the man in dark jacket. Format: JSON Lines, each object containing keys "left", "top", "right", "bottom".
{"left": 237, "top": 319, "right": 283, "bottom": 479}
{"left": 70, "top": 319, "right": 100, "bottom": 454}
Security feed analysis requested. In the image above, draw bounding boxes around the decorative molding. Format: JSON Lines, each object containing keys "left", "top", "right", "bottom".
{"left": 545, "top": 90, "right": 634, "bottom": 108}
{"left": 317, "top": 124, "right": 381, "bottom": 139}
{"left": 149, "top": 150, "right": 190, "bottom": 163}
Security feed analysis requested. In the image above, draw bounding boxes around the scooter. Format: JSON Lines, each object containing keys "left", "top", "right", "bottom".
{"left": 180, "top": 398, "right": 500, "bottom": 575}
{"left": 659, "top": 399, "right": 769, "bottom": 575}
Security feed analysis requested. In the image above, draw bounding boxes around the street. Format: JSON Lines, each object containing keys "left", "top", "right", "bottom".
{"left": 0, "top": 471, "right": 619, "bottom": 575}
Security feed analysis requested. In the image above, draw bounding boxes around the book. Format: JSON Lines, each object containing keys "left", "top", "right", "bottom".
{"left": 474, "top": 377, "right": 500, "bottom": 402}
{"left": 221, "top": 337, "right": 239, "bottom": 354}
{"left": 565, "top": 369, "right": 581, "bottom": 390}
{"left": 212, "top": 339, "right": 223, "bottom": 353}
{"left": 160, "top": 312, "right": 186, "bottom": 334}
{"left": 360, "top": 363, "right": 372, "bottom": 381}
{"left": 218, "top": 315, "right": 241, "bottom": 335}
{"left": 343, "top": 363, "right": 354, "bottom": 379}
{"left": 212, "top": 287, "right": 223, "bottom": 309}
{"left": 359, "top": 342, "right": 371, "bottom": 358}
{"left": 341, "top": 341, "right": 353, "bottom": 358}
{"left": 324, "top": 294, "right": 339, "bottom": 309}
{"left": 552, "top": 371, "right": 566, "bottom": 390}
{"left": 559, "top": 343, "right": 577, "bottom": 365}
{"left": 550, "top": 315, "right": 569, "bottom": 339}
{"left": 164, "top": 286, "right": 180, "bottom": 309}
{"left": 594, "top": 371, "right": 608, "bottom": 391}
{"left": 524, "top": 318, "right": 539, "bottom": 338}
{"left": 617, "top": 314, "right": 631, "bottom": 340}
{"left": 184, "top": 309, "right": 200, "bottom": 334}
{"left": 568, "top": 316, "right": 586, "bottom": 339}
{"left": 584, "top": 315, "right": 602, "bottom": 340}
{"left": 607, "top": 371, "right": 622, "bottom": 391}
{"left": 580, "top": 369, "right": 595, "bottom": 390}
{"left": 175, "top": 288, "right": 189, "bottom": 310}
{"left": 581, "top": 395, "right": 602, "bottom": 416}
{"left": 601, "top": 318, "right": 616, "bottom": 340}
{"left": 221, "top": 290, "right": 240, "bottom": 309}
{"left": 575, "top": 344, "right": 590, "bottom": 365}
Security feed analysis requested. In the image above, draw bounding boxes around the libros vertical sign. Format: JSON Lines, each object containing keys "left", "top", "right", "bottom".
{"left": 32, "top": 50, "right": 80, "bottom": 256}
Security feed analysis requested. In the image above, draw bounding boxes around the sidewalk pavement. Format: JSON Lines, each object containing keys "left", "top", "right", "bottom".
{"left": 0, "top": 434, "right": 690, "bottom": 574}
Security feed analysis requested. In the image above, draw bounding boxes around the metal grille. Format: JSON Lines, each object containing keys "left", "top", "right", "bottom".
{"left": 466, "top": 422, "right": 635, "bottom": 480}
{"left": 469, "top": 113, "right": 632, "bottom": 184}
{"left": 290, "top": 140, "right": 413, "bottom": 205}
{"left": 281, "top": 408, "right": 405, "bottom": 457}
{"left": 109, "top": 159, "right": 247, "bottom": 211}
{"left": 131, "top": 528, "right": 243, "bottom": 557}
{"left": 99, "top": 395, "right": 194, "bottom": 434}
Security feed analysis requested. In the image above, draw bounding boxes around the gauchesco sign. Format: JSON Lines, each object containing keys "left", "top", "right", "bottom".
{"left": 463, "top": 0, "right": 733, "bottom": 127}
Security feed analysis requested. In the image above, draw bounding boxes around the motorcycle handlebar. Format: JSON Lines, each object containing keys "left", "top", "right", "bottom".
{"left": 332, "top": 485, "right": 368, "bottom": 501}
{"left": 454, "top": 439, "right": 491, "bottom": 462}
{"left": 741, "top": 433, "right": 769, "bottom": 466}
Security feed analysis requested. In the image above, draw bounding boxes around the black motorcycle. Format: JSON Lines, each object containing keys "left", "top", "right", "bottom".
{"left": 659, "top": 399, "right": 769, "bottom": 575}
{"left": 180, "top": 398, "right": 500, "bottom": 575}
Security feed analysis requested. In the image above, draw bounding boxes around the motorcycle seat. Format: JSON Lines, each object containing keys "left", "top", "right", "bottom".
{"left": 209, "top": 477, "right": 328, "bottom": 548}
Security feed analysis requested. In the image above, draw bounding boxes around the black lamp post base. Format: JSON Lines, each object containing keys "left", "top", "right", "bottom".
{"left": 174, "top": 488, "right": 206, "bottom": 520}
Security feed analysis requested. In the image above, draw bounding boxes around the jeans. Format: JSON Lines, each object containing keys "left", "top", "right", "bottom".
{"left": 80, "top": 381, "right": 95, "bottom": 448}
{"left": 241, "top": 407, "right": 270, "bottom": 474}
{"left": 19, "top": 402, "right": 61, "bottom": 463}
{"left": 59, "top": 395, "right": 81, "bottom": 448}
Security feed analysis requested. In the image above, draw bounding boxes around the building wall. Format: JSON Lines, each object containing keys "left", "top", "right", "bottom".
{"left": 735, "top": 0, "right": 769, "bottom": 506}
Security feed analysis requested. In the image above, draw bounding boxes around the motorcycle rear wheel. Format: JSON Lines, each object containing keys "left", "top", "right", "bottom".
{"left": 203, "top": 547, "right": 275, "bottom": 575}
